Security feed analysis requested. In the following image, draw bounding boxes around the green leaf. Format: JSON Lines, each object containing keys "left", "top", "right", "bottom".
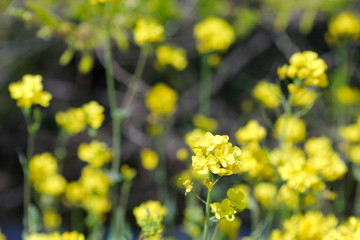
{"left": 28, "top": 204, "right": 41, "bottom": 233}
{"left": 17, "top": 150, "right": 28, "bottom": 174}
{"left": 26, "top": 1, "right": 61, "bottom": 27}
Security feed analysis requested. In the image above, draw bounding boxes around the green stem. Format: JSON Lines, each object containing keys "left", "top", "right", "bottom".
{"left": 121, "top": 46, "right": 149, "bottom": 110}
{"left": 203, "top": 171, "right": 213, "bottom": 240}
{"left": 200, "top": 54, "right": 212, "bottom": 116}
{"left": 355, "top": 180, "right": 360, "bottom": 217}
{"left": 155, "top": 127, "right": 167, "bottom": 202}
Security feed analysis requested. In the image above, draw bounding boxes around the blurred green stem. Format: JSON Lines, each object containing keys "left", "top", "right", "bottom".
{"left": 155, "top": 124, "right": 168, "bottom": 203}
{"left": 200, "top": 54, "right": 211, "bottom": 116}
{"left": 203, "top": 171, "right": 213, "bottom": 240}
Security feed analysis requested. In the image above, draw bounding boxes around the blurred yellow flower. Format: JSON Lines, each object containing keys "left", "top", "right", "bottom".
{"left": 80, "top": 166, "right": 112, "bottom": 196}
{"left": 336, "top": 85, "right": 360, "bottom": 104}
{"left": 55, "top": 108, "right": 86, "bottom": 135}
{"left": 9, "top": 74, "right": 52, "bottom": 108}
{"left": 176, "top": 148, "right": 189, "bottom": 161}
{"left": 194, "top": 17, "right": 235, "bottom": 53}
{"left": 145, "top": 83, "right": 178, "bottom": 118}
{"left": 29, "top": 152, "right": 58, "bottom": 183}
{"left": 155, "top": 45, "right": 187, "bottom": 71}
{"left": 252, "top": 81, "right": 281, "bottom": 108}
{"left": 0, "top": 232, "right": 6, "bottom": 240}
{"left": 43, "top": 209, "right": 61, "bottom": 230}
{"left": 64, "top": 181, "right": 85, "bottom": 206}
{"left": 83, "top": 195, "right": 111, "bottom": 216}
{"left": 207, "top": 54, "right": 221, "bottom": 67}
{"left": 326, "top": 12, "right": 360, "bottom": 45}
{"left": 210, "top": 198, "right": 236, "bottom": 221}
{"left": 133, "top": 18, "right": 164, "bottom": 46}
{"left": 235, "top": 120, "right": 266, "bottom": 144}
{"left": 288, "top": 85, "right": 317, "bottom": 106}
{"left": 274, "top": 115, "right": 306, "bottom": 143}
{"left": 78, "top": 140, "right": 112, "bottom": 168}
{"left": 254, "top": 182, "right": 277, "bottom": 208}
{"left": 82, "top": 101, "right": 105, "bottom": 129}
{"left": 61, "top": 231, "right": 85, "bottom": 240}
{"left": 182, "top": 179, "right": 193, "bottom": 195}
{"left": 193, "top": 114, "right": 218, "bottom": 132}
{"left": 121, "top": 164, "right": 137, "bottom": 181}
{"left": 219, "top": 217, "right": 241, "bottom": 239}
{"left": 35, "top": 174, "right": 67, "bottom": 196}
{"left": 324, "top": 217, "right": 360, "bottom": 240}
{"left": 140, "top": 148, "right": 159, "bottom": 170}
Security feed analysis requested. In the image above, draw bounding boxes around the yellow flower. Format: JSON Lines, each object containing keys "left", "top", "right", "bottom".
{"left": 182, "top": 180, "right": 193, "bottom": 195}
{"left": 43, "top": 209, "right": 61, "bottom": 230}
{"left": 324, "top": 217, "right": 360, "bottom": 240}
{"left": 25, "top": 232, "right": 61, "bottom": 240}
{"left": 326, "top": 12, "right": 360, "bottom": 45}
{"left": 339, "top": 123, "right": 360, "bottom": 142}
{"left": 35, "top": 174, "right": 67, "bottom": 196}
{"left": 191, "top": 132, "right": 242, "bottom": 176}
{"left": 207, "top": 54, "right": 221, "bottom": 67}
{"left": 194, "top": 17, "right": 235, "bottom": 53}
{"left": 78, "top": 140, "right": 112, "bottom": 168}
{"left": 121, "top": 164, "right": 137, "bottom": 181}
{"left": 235, "top": 120, "right": 266, "bottom": 144}
{"left": 347, "top": 144, "right": 360, "bottom": 164}
{"left": 8, "top": 74, "right": 52, "bottom": 108}
{"left": 253, "top": 182, "right": 277, "bottom": 208}
{"left": 288, "top": 85, "right": 317, "bottom": 106}
{"left": 203, "top": 179, "right": 213, "bottom": 190}
{"left": 80, "top": 166, "right": 112, "bottom": 196}
{"left": 336, "top": 85, "right": 360, "bottom": 104}
{"left": 270, "top": 211, "right": 338, "bottom": 240}
{"left": 133, "top": 18, "right": 164, "bottom": 46}
{"left": 83, "top": 195, "right": 111, "bottom": 216}
{"left": 133, "top": 200, "right": 167, "bottom": 239}
{"left": 176, "top": 148, "right": 189, "bottom": 161}
{"left": 233, "top": 184, "right": 250, "bottom": 208}
{"left": 61, "top": 231, "right": 85, "bottom": 240}
{"left": 219, "top": 217, "right": 241, "bottom": 239}
{"left": 64, "top": 181, "right": 85, "bottom": 206}
{"left": 278, "top": 51, "right": 328, "bottom": 88}
{"left": 29, "top": 152, "right": 58, "bottom": 183}
{"left": 193, "top": 114, "right": 218, "bottom": 132}
{"left": 140, "top": 148, "right": 159, "bottom": 170}
{"left": 252, "top": 81, "right": 281, "bottom": 108}
{"left": 145, "top": 83, "right": 178, "bottom": 118}
{"left": 210, "top": 198, "right": 236, "bottom": 221}
{"left": 274, "top": 115, "right": 306, "bottom": 143}
{"left": 82, "top": 101, "right": 105, "bottom": 129}
{"left": 55, "top": 108, "right": 86, "bottom": 135}
{"left": 155, "top": 45, "right": 187, "bottom": 71}
{"left": 227, "top": 188, "right": 246, "bottom": 211}
{"left": 0, "top": 232, "right": 6, "bottom": 240}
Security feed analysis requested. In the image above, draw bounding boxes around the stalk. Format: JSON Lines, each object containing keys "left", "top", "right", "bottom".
{"left": 203, "top": 171, "right": 213, "bottom": 240}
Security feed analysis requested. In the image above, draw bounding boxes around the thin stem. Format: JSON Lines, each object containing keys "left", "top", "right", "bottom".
{"left": 203, "top": 171, "right": 213, "bottom": 240}
{"left": 155, "top": 127, "right": 168, "bottom": 202}
{"left": 199, "top": 54, "right": 212, "bottom": 116}
{"left": 121, "top": 46, "right": 149, "bottom": 110}
{"left": 210, "top": 222, "right": 219, "bottom": 240}
{"left": 355, "top": 180, "right": 360, "bottom": 217}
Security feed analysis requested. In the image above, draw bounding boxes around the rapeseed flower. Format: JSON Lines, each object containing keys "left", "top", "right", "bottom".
{"left": 182, "top": 180, "right": 193, "bottom": 195}
{"left": 194, "top": 17, "right": 235, "bottom": 53}
{"left": 133, "top": 18, "right": 164, "bottom": 46}
{"left": 274, "top": 115, "right": 306, "bottom": 143}
{"left": 55, "top": 108, "right": 86, "bottom": 135}
{"left": 79, "top": 166, "right": 112, "bottom": 196}
{"left": 324, "top": 217, "right": 360, "bottom": 240}
{"left": 254, "top": 182, "right": 277, "bottom": 208}
{"left": 193, "top": 114, "right": 218, "bottom": 132}
{"left": 278, "top": 51, "right": 328, "bottom": 88}
{"left": 210, "top": 198, "right": 236, "bottom": 221}
{"left": 145, "top": 83, "right": 178, "bottom": 118}
{"left": 43, "top": 209, "right": 61, "bottom": 230}
{"left": 9, "top": 74, "right": 52, "bottom": 108}
{"left": 140, "top": 148, "right": 159, "bottom": 170}
{"left": 35, "top": 174, "right": 67, "bottom": 196}
{"left": 176, "top": 148, "right": 189, "bottom": 161}
{"left": 326, "top": 12, "right": 360, "bottom": 44}
{"left": 235, "top": 120, "right": 266, "bottom": 144}
{"left": 78, "top": 140, "right": 112, "bottom": 168}
{"left": 336, "top": 85, "right": 360, "bottom": 104}
{"left": 155, "top": 45, "right": 187, "bottom": 71}
{"left": 29, "top": 152, "right": 58, "bottom": 183}
{"left": 133, "top": 200, "right": 167, "bottom": 239}
{"left": 252, "top": 81, "right": 281, "bottom": 108}
{"left": 82, "top": 101, "right": 105, "bottom": 129}
{"left": 121, "top": 164, "right": 137, "bottom": 181}
{"left": 288, "top": 85, "right": 317, "bottom": 106}
{"left": 190, "top": 132, "right": 242, "bottom": 176}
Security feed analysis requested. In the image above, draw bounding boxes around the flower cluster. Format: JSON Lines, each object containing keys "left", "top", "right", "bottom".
{"left": 133, "top": 200, "right": 167, "bottom": 239}
{"left": 155, "top": 45, "right": 187, "bottom": 71}
{"left": 55, "top": 101, "right": 105, "bottom": 135}
{"left": 145, "top": 83, "right": 178, "bottom": 118}
{"left": 324, "top": 217, "right": 360, "bottom": 240}
{"left": 210, "top": 188, "right": 246, "bottom": 221}
{"left": 326, "top": 12, "right": 360, "bottom": 45}
{"left": 25, "top": 231, "right": 85, "bottom": 240}
{"left": 193, "top": 114, "right": 218, "bottom": 132}
{"left": 8, "top": 74, "right": 52, "bottom": 108}
{"left": 78, "top": 140, "right": 112, "bottom": 168}
{"left": 252, "top": 81, "right": 281, "bottom": 108}
{"left": 269, "top": 211, "right": 338, "bottom": 240}
{"left": 193, "top": 17, "right": 235, "bottom": 53}
{"left": 133, "top": 18, "right": 164, "bottom": 46}
{"left": 277, "top": 51, "right": 328, "bottom": 88}
{"left": 29, "top": 153, "right": 66, "bottom": 196}
{"left": 190, "top": 132, "right": 242, "bottom": 176}
{"left": 339, "top": 116, "right": 360, "bottom": 164}
{"left": 274, "top": 115, "right": 307, "bottom": 143}
{"left": 235, "top": 120, "right": 266, "bottom": 144}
